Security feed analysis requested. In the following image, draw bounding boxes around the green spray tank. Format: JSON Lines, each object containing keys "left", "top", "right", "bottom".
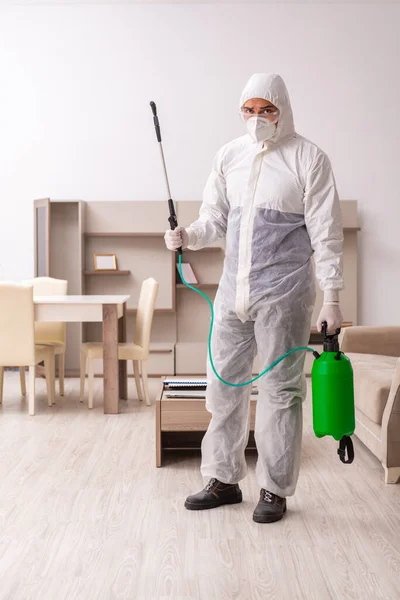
{"left": 311, "top": 322, "right": 355, "bottom": 464}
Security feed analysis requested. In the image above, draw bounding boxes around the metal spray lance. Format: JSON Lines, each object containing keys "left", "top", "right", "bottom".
{"left": 149, "top": 101, "right": 182, "bottom": 255}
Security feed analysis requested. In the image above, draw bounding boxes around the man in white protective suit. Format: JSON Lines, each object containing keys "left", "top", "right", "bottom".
{"left": 165, "top": 73, "right": 343, "bottom": 523}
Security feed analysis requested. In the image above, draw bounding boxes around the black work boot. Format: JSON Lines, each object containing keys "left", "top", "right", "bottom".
{"left": 184, "top": 478, "right": 242, "bottom": 511}
{"left": 252, "top": 489, "right": 287, "bottom": 523}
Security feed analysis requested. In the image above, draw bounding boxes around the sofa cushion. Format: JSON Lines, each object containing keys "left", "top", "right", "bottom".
{"left": 346, "top": 353, "right": 397, "bottom": 425}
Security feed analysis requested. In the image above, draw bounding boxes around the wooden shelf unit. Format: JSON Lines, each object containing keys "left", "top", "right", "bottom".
{"left": 34, "top": 199, "right": 359, "bottom": 377}
{"left": 34, "top": 199, "right": 85, "bottom": 373}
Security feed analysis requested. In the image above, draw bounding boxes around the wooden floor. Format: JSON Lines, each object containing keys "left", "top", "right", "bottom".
{"left": 0, "top": 373, "right": 399, "bottom": 600}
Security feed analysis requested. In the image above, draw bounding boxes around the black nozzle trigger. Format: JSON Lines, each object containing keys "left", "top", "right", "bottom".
{"left": 321, "top": 320, "right": 341, "bottom": 353}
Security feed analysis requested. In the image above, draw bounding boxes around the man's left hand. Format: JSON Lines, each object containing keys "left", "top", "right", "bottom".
{"left": 317, "top": 304, "right": 343, "bottom": 333}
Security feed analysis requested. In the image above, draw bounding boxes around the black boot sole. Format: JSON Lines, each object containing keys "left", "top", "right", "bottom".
{"left": 252, "top": 504, "right": 287, "bottom": 523}
{"left": 184, "top": 493, "right": 243, "bottom": 511}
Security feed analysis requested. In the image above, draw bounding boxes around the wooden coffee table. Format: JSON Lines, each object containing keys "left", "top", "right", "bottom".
{"left": 156, "top": 377, "right": 258, "bottom": 467}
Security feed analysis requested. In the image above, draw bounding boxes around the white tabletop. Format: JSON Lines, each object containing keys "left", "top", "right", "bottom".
{"left": 34, "top": 295, "right": 130, "bottom": 304}
{"left": 34, "top": 295, "right": 129, "bottom": 322}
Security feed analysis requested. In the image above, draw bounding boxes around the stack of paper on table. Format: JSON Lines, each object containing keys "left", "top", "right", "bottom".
{"left": 163, "top": 377, "right": 258, "bottom": 396}
{"left": 164, "top": 377, "right": 207, "bottom": 389}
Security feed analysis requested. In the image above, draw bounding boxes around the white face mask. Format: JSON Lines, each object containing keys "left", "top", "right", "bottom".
{"left": 245, "top": 116, "right": 277, "bottom": 143}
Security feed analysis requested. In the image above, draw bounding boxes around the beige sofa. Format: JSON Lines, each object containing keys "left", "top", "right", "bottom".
{"left": 340, "top": 327, "right": 400, "bottom": 484}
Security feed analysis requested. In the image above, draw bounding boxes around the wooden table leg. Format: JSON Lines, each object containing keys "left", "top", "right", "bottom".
{"left": 156, "top": 397, "right": 162, "bottom": 467}
{"left": 156, "top": 380, "right": 164, "bottom": 467}
{"left": 103, "top": 304, "right": 119, "bottom": 414}
{"left": 118, "top": 302, "right": 128, "bottom": 401}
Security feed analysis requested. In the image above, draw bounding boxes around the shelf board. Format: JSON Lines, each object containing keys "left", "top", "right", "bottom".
{"left": 183, "top": 247, "right": 223, "bottom": 252}
{"left": 85, "top": 229, "right": 358, "bottom": 238}
{"left": 84, "top": 232, "right": 164, "bottom": 238}
{"left": 84, "top": 270, "right": 131, "bottom": 276}
{"left": 176, "top": 283, "right": 218, "bottom": 289}
{"left": 126, "top": 308, "right": 175, "bottom": 314}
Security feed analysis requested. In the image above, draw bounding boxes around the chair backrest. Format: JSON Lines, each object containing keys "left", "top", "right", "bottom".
{"left": 134, "top": 278, "right": 159, "bottom": 354}
{"left": 23, "top": 277, "right": 68, "bottom": 345}
{"left": 0, "top": 283, "right": 36, "bottom": 366}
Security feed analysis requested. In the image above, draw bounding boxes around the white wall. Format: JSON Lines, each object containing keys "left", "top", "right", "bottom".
{"left": 0, "top": 3, "right": 399, "bottom": 325}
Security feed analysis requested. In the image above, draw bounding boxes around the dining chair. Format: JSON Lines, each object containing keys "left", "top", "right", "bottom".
{"left": 80, "top": 278, "right": 159, "bottom": 408}
{"left": 20, "top": 277, "right": 67, "bottom": 400}
{"left": 0, "top": 283, "right": 55, "bottom": 415}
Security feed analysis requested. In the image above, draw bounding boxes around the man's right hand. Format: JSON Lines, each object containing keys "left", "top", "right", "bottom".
{"left": 164, "top": 227, "right": 189, "bottom": 251}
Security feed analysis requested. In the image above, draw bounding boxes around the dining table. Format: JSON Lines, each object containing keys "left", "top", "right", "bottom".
{"left": 34, "top": 294, "right": 129, "bottom": 414}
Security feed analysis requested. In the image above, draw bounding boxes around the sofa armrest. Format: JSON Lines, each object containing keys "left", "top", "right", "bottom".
{"left": 382, "top": 358, "right": 400, "bottom": 470}
{"left": 340, "top": 327, "right": 400, "bottom": 357}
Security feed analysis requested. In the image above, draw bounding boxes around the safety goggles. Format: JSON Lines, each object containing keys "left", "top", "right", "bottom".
{"left": 239, "top": 108, "right": 279, "bottom": 121}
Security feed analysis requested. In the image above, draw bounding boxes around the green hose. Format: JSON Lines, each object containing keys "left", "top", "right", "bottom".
{"left": 178, "top": 253, "right": 315, "bottom": 387}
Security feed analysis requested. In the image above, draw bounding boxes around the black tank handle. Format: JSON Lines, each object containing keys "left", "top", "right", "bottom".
{"left": 338, "top": 436, "right": 354, "bottom": 464}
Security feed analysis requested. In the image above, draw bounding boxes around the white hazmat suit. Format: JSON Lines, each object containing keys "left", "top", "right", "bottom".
{"left": 177, "top": 74, "right": 343, "bottom": 497}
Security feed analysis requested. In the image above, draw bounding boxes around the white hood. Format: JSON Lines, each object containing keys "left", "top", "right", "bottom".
{"left": 240, "top": 73, "right": 295, "bottom": 145}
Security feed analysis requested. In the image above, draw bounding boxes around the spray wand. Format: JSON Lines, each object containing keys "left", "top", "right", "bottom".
{"left": 150, "top": 101, "right": 181, "bottom": 255}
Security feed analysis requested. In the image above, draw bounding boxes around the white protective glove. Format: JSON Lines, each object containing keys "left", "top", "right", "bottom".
{"left": 164, "top": 227, "right": 189, "bottom": 251}
{"left": 317, "top": 303, "right": 343, "bottom": 333}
